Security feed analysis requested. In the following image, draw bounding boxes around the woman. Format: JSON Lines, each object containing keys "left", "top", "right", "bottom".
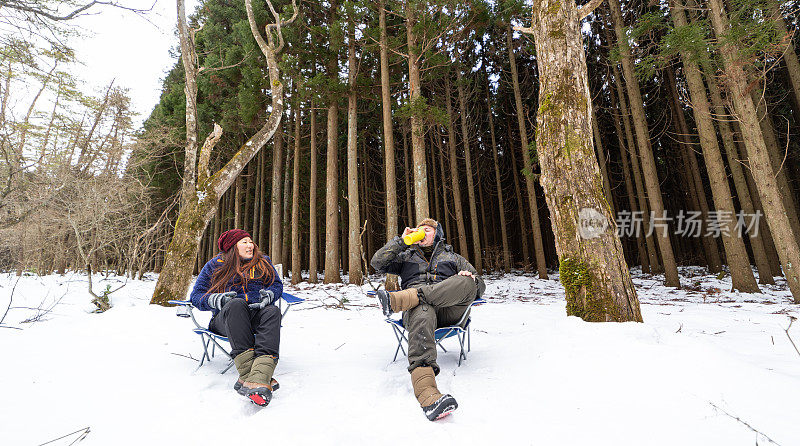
{"left": 190, "top": 229, "right": 283, "bottom": 406}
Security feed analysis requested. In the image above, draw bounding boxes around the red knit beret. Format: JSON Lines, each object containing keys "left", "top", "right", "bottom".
{"left": 218, "top": 229, "right": 251, "bottom": 252}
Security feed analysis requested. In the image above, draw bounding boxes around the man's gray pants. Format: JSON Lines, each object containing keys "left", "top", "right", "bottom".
{"left": 402, "top": 274, "right": 478, "bottom": 375}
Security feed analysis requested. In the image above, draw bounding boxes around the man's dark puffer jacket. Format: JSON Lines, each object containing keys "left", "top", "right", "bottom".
{"left": 370, "top": 224, "right": 486, "bottom": 297}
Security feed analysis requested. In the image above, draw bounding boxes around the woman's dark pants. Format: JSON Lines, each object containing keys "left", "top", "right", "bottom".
{"left": 210, "top": 299, "right": 281, "bottom": 358}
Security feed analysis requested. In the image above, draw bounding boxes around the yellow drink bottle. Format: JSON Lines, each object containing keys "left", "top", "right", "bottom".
{"left": 403, "top": 228, "right": 426, "bottom": 245}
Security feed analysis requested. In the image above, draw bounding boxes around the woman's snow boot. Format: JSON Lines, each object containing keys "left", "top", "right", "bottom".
{"left": 242, "top": 355, "right": 277, "bottom": 406}
{"left": 233, "top": 349, "right": 254, "bottom": 394}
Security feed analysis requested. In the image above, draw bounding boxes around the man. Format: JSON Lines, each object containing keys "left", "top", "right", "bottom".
{"left": 371, "top": 218, "right": 486, "bottom": 421}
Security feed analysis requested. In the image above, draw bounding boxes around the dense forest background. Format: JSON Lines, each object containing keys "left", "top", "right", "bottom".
{"left": 3, "top": 0, "right": 800, "bottom": 299}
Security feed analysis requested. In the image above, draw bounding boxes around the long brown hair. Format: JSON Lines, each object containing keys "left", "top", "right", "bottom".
{"left": 206, "top": 243, "right": 275, "bottom": 295}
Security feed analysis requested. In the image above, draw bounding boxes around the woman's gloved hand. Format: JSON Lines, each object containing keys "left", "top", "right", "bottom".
{"left": 207, "top": 291, "right": 237, "bottom": 310}
{"left": 248, "top": 289, "right": 276, "bottom": 310}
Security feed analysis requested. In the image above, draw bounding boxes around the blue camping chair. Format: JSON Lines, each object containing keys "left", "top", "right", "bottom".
{"left": 169, "top": 291, "right": 305, "bottom": 373}
{"left": 371, "top": 289, "right": 486, "bottom": 367}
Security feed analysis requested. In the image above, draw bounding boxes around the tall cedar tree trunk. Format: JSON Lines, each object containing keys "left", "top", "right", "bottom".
{"left": 507, "top": 119, "right": 531, "bottom": 266}
{"left": 437, "top": 129, "right": 453, "bottom": 244}
{"left": 243, "top": 162, "right": 252, "bottom": 233}
{"left": 403, "top": 122, "right": 413, "bottom": 224}
{"left": 522, "top": 1, "right": 642, "bottom": 321}
{"left": 592, "top": 114, "right": 615, "bottom": 216}
{"left": 507, "top": 25, "right": 549, "bottom": 278}
{"left": 270, "top": 118, "right": 284, "bottom": 263}
{"left": 324, "top": 0, "right": 342, "bottom": 284}
{"left": 234, "top": 176, "right": 242, "bottom": 228}
{"left": 308, "top": 102, "right": 319, "bottom": 283}
{"left": 346, "top": 19, "right": 363, "bottom": 285}
{"left": 669, "top": 0, "right": 759, "bottom": 291}
{"left": 251, "top": 151, "right": 266, "bottom": 246}
{"left": 406, "top": 3, "right": 429, "bottom": 221}
{"left": 456, "top": 64, "right": 482, "bottom": 272}
{"left": 608, "top": 0, "right": 680, "bottom": 286}
{"left": 609, "top": 87, "right": 650, "bottom": 272}
{"left": 291, "top": 98, "right": 302, "bottom": 284}
{"left": 487, "top": 78, "right": 511, "bottom": 271}
{"left": 707, "top": 0, "right": 800, "bottom": 301}
{"left": 151, "top": 0, "right": 295, "bottom": 305}
{"left": 445, "top": 74, "right": 470, "bottom": 257}
{"left": 282, "top": 107, "right": 292, "bottom": 274}
{"left": 380, "top": 0, "right": 399, "bottom": 290}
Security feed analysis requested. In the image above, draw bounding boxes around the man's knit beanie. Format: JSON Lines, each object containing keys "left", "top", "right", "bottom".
{"left": 417, "top": 218, "right": 438, "bottom": 229}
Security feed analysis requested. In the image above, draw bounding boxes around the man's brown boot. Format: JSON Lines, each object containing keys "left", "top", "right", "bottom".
{"left": 243, "top": 355, "right": 277, "bottom": 406}
{"left": 411, "top": 366, "right": 458, "bottom": 421}
{"left": 376, "top": 288, "right": 419, "bottom": 316}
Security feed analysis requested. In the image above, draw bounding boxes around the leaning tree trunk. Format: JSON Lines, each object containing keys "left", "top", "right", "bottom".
{"left": 507, "top": 25, "right": 549, "bottom": 279}
{"left": 521, "top": 0, "right": 642, "bottom": 321}
{"left": 707, "top": 0, "right": 800, "bottom": 302}
{"left": 609, "top": 60, "right": 660, "bottom": 273}
{"left": 609, "top": 0, "right": 680, "bottom": 287}
{"left": 665, "top": 68, "right": 722, "bottom": 272}
{"left": 609, "top": 88, "right": 650, "bottom": 273}
{"left": 769, "top": 1, "right": 800, "bottom": 126}
{"left": 703, "top": 62, "right": 774, "bottom": 284}
{"left": 669, "top": 0, "right": 759, "bottom": 291}
{"left": 151, "top": 0, "right": 296, "bottom": 305}
{"left": 346, "top": 18, "right": 363, "bottom": 285}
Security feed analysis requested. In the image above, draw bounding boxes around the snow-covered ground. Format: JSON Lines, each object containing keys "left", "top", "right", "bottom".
{"left": 1, "top": 267, "right": 798, "bottom": 445}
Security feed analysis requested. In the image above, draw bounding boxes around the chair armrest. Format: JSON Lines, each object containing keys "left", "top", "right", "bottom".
{"left": 168, "top": 300, "right": 194, "bottom": 307}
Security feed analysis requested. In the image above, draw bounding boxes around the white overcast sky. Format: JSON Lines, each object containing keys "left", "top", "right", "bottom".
{"left": 69, "top": 0, "right": 200, "bottom": 128}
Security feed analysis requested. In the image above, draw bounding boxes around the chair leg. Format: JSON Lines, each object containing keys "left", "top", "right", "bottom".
{"left": 390, "top": 325, "right": 407, "bottom": 362}
{"left": 197, "top": 334, "right": 211, "bottom": 369}
{"left": 468, "top": 326, "right": 471, "bottom": 352}
{"left": 458, "top": 332, "right": 467, "bottom": 366}
{"left": 220, "top": 359, "right": 235, "bottom": 374}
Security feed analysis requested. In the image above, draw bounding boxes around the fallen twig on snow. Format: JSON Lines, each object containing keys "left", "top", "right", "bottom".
{"left": 785, "top": 316, "right": 799, "bottom": 358}
{"left": 708, "top": 402, "right": 782, "bottom": 445}
{"left": 0, "top": 275, "right": 20, "bottom": 326}
{"left": 20, "top": 290, "right": 68, "bottom": 324}
{"left": 171, "top": 352, "right": 199, "bottom": 362}
{"left": 37, "top": 426, "right": 91, "bottom": 446}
